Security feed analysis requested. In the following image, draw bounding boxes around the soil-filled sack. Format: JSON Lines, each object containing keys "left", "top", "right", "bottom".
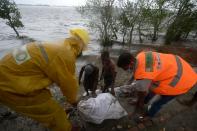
{"left": 77, "top": 93, "right": 128, "bottom": 124}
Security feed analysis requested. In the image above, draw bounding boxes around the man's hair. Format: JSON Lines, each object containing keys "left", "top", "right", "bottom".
{"left": 84, "top": 64, "right": 94, "bottom": 75}
{"left": 117, "top": 52, "right": 135, "bottom": 68}
{"left": 101, "top": 51, "right": 109, "bottom": 59}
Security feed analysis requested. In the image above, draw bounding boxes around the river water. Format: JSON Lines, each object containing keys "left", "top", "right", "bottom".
{"left": 0, "top": 5, "right": 102, "bottom": 58}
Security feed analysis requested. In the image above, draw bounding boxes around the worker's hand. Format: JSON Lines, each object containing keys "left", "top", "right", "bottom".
{"left": 64, "top": 102, "right": 73, "bottom": 113}
{"left": 71, "top": 99, "right": 80, "bottom": 108}
{"left": 65, "top": 107, "right": 74, "bottom": 114}
{"left": 64, "top": 99, "right": 79, "bottom": 111}
{"left": 72, "top": 102, "right": 78, "bottom": 108}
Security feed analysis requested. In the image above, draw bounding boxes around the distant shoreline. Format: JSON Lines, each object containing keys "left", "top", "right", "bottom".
{"left": 17, "top": 4, "right": 78, "bottom": 7}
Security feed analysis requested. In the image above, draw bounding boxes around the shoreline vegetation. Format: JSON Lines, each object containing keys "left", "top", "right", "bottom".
{"left": 78, "top": 0, "right": 197, "bottom": 46}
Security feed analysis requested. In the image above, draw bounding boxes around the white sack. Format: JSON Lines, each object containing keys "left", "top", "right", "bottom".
{"left": 78, "top": 93, "right": 128, "bottom": 124}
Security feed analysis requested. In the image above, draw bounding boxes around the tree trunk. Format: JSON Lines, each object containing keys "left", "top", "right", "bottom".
{"left": 122, "top": 29, "right": 126, "bottom": 47}
{"left": 8, "top": 18, "right": 20, "bottom": 37}
{"left": 12, "top": 25, "right": 20, "bottom": 37}
{"left": 138, "top": 23, "right": 143, "bottom": 43}
{"left": 152, "top": 25, "right": 158, "bottom": 42}
{"left": 128, "top": 26, "right": 134, "bottom": 50}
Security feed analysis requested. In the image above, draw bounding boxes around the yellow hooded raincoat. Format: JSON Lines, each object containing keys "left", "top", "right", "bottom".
{"left": 0, "top": 38, "right": 81, "bottom": 131}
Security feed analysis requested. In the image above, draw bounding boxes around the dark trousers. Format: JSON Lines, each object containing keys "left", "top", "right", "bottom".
{"left": 102, "top": 76, "right": 113, "bottom": 93}
{"left": 144, "top": 92, "right": 176, "bottom": 117}
{"left": 194, "top": 91, "right": 197, "bottom": 98}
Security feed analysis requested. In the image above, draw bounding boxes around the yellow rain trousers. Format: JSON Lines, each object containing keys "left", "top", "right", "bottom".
{"left": 0, "top": 38, "right": 81, "bottom": 131}
{"left": 0, "top": 89, "right": 71, "bottom": 131}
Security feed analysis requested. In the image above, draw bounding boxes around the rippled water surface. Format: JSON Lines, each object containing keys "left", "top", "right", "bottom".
{"left": 0, "top": 5, "right": 101, "bottom": 59}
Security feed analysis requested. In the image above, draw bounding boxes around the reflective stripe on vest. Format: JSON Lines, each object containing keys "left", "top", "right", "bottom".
{"left": 150, "top": 55, "right": 183, "bottom": 90}
{"left": 156, "top": 53, "right": 162, "bottom": 70}
{"left": 37, "top": 43, "right": 49, "bottom": 63}
{"left": 150, "top": 81, "right": 160, "bottom": 90}
{"left": 169, "top": 55, "right": 183, "bottom": 87}
{"left": 145, "top": 52, "right": 153, "bottom": 72}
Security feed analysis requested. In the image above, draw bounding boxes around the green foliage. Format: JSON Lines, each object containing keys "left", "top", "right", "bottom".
{"left": 117, "top": 1, "right": 139, "bottom": 46}
{"left": 165, "top": 0, "right": 197, "bottom": 44}
{"left": 145, "top": 0, "right": 168, "bottom": 41}
{"left": 77, "top": 0, "right": 118, "bottom": 46}
{"left": 0, "top": 0, "right": 24, "bottom": 37}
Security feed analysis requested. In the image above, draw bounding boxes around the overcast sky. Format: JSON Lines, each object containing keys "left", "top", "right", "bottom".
{"left": 14, "top": 0, "right": 87, "bottom": 6}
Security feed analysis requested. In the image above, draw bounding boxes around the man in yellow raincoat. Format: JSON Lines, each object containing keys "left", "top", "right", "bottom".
{"left": 0, "top": 28, "right": 89, "bottom": 131}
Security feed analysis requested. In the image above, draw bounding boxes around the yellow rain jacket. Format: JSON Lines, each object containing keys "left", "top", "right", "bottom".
{"left": 0, "top": 38, "right": 81, "bottom": 131}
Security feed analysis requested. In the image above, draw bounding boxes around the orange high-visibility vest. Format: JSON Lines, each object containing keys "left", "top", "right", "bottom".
{"left": 134, "top": 51, "right": 197, "bottom": 95}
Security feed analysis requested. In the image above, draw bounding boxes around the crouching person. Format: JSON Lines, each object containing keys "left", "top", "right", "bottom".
{"left": 117, "top": 51, "right": 197, "bottom": 122}
{"left": 100, "top": 51, "right": 117, "bottom": 95}
{"left": 79, "top": 64, "right": 99, "bottom": 97}
{"left": 0, "top": 28, "right": 90, "bottom": 131}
